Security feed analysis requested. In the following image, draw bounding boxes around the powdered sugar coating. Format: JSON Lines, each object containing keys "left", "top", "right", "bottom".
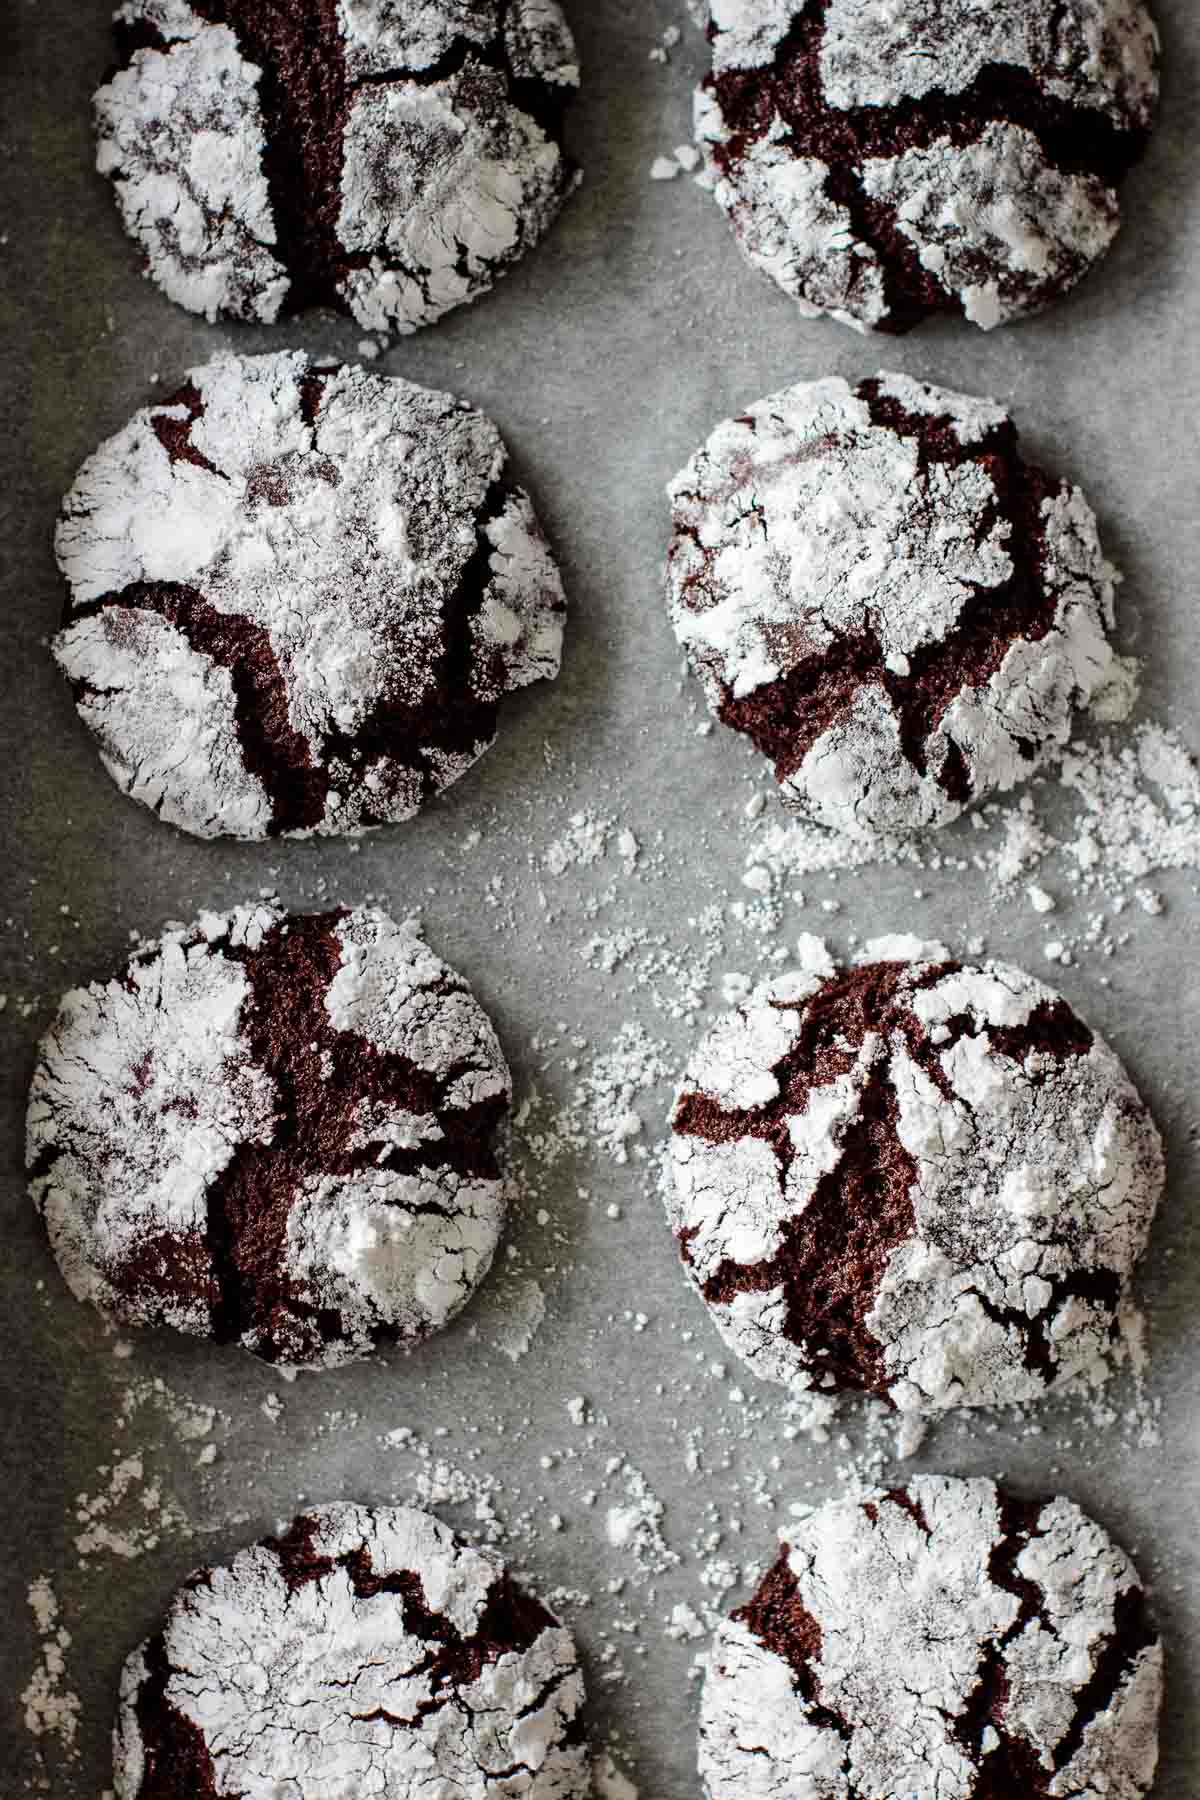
{"left": 697, "top": 0, "right": 1159, "bottom": 332}
{"left": 26, "top": 902, "right": 513, "bottom": 1369}
{"left": 667, "top": 374, "right": 1120, "bottom": 839}
{"left": 669, "top": 951, "right": 1163, "bottom": 1413}
{"left": 114, "top": 1501, "right": 589, "bottom": 1800}
{"left": 701, "top": 1475, "right": 1162, "bottom": 1800}
{"left": 860, "top": 122, "right": 1122, "bottom": 332}
{"left": 819, "top": 0, "right": 1159, "bottom": 124}
{"left": 54, "top": 351, "right": 565, "bottom": 841}
{"left": 96, "top": 17, "right": 289, "bottom": 323}
{"left": 97, "top": 0, "right": 578, "bottom": 331}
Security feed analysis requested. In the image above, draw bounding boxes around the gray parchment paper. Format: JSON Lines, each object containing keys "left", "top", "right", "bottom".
{"left": 0, "top": 3, "right": 1197, "bottom": 1796}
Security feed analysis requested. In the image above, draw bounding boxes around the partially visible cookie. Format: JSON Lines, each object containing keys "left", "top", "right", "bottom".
{"left": 667, "top": 373, "right": 1122, "bottom": 839}
{"left": 701, "top": 1475, "right": 1162, "bottom": 1800}
{"left": 96, "top": 0, "right": 580, "bottom": 331}
{"left": 54, "top": 351, "right": 566, "bottom": 841}
{"left": 668, "top": 945, "right": 1163, "bottom": 1413}
{"left": 27, "top": 902, "right": 512, "bottom": 1368}
{"left": 697, "top": 0, "right": 1160, "bottom": 332}
{"left": 114, "top": 1501, "right": 590, "bottom": 1800}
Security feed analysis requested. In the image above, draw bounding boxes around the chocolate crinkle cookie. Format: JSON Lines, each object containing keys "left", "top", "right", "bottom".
{"left": 27, "top": 901, "right": 513, "bottom": 1369}
{"left": 696, "top": 0, "right": 1159, "bottom": 332}
{"left": 702, "top": 1475, "right": 1162, "bottom": 1800}
{"left": 53, "top": 351, "right": 566, "bottom": 841}
{"left": 668, "top": 942, "right": 1163, "bottom": 1413}
{"left": 95, "top": 0, "right": 580, "bottom": 331}
{"left": 114, "top": 1502, "right": 589, "bottom": 1800}
{"left": 667, "top": 373, "right": 1125, "bottom": 839}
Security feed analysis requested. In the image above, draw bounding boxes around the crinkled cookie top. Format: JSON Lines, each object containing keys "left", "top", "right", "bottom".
{"left": 669, "top": 945, "right": 1163, "bottom": 1412}
{"left": 115, "top": 1501, "right": 589, "bottom": 1800}
{"left": 702, "top": 1474, "right": 1162, "bottom": 1800}
{"left": 97, "top": 0, "right": 579, "bottom": 330}
{"left": 27, "top": 901, "right": 513, "bottom": 1368}
{"left": 54, "top": 351, "right": 566, "bottom": 841}
{"left": 667, "top": 372, "right": 1121, "bottom": 838}
{"left": 697, "top": 0, "right": 1159, "bottom": 331}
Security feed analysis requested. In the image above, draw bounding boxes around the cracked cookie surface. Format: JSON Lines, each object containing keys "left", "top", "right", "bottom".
{"left": 54, "top": 351, "right": 566, "bottom": 841}
{"left": 97, "top": 0, "right": 580, "bottom": 330}
{"left": 114, "top": 1501, "right": 589, "bottom": 1799}
{"left": 667, "top": 373, "right": 1122, "bottom": 839}
{"left": 26, "top": 901, "right": 512, "bottom": 1368}
{"left": 668, "top": 944, "right": 1163, "bottom": 1413}
{"left": 701, "top": 1475, "right": 1162, "bottom": 1800}
{"left": 697, "top": 0, "right": 1159, "bottom": 333}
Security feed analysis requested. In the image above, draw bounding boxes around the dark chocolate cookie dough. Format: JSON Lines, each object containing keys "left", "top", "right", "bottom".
{"left": 668, "top": 943, "right": 1163, "bottom": 1412}
{"left": 114, "top": 1502, "right": 589, "bottom": 1799}
{"left": 27, "top": 901, "right": 512, "bottom": 1368}
{"left": 696, "top": 0, "right": 1159, "bottom": 331}
{"left": 702, "top": 1476, "right": 1162, "bottom": 1800}
{"left": 53, "top": 351, "right": 566, "bottom": 841}
{"left": 97, "top": 0, "right": 580, "bottom": 330}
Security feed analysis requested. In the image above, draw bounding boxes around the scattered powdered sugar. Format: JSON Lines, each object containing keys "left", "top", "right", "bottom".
{"left": 21, "top": 1579, "right": 81, "bottom": 1761}
{"left": 1060, "top": 724, "right": 1200, "bottom": 889}
{"left": 592, "top": 1753, "right": 639, "bottom": 1800}
{"left": 544, "top": 810, "right": 614, "bottom": 874}
{"left": 740, "top": 717, "right": 1200, "bottom": 924}
{"left": 578, "top": 1024, "right": 672, "bottom": 1164}
{"left": 493, "top": 1274, "right": 548, "bottom": 1362}
{"left": 605, "top": 1464, "right": 680, "bottom": 1577}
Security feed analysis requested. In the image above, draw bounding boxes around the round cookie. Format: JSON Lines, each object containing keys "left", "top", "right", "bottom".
{"left": 701, "top": 1475, "right": 1162, "bottom": 1800}
{"left": 114, "top": 1501, "right": 589, "bottom": 1800}
{"left": 696, "top": 0, "right": 1160, "bottom": 333}
{"left": 27, "top": 901, "right": 513, "bottom": 1368}
{"left": 668, "top": 944, "right": 1163, "bottom": 1413}
{"left": 96, "top": 0, "right": 579, "bottom": 331}
{"left": 53, "top": 351, "right": 566, "bottom": 841}
{"left": 667, "top": 373, "right": 1122, "bottom": 839}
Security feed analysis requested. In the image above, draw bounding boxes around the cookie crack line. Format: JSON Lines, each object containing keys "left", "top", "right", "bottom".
{"left": 676, "top": 961, "right": 946, "bottom": 1396}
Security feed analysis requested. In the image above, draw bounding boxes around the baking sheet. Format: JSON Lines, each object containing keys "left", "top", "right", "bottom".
{"left": 1, "top": 1, "right": 1198, "bottom": 1794}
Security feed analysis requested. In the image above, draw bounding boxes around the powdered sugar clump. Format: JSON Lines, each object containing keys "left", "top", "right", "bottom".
{"left": 21, "top": 1579, "right": 80, "bottom": 1760}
